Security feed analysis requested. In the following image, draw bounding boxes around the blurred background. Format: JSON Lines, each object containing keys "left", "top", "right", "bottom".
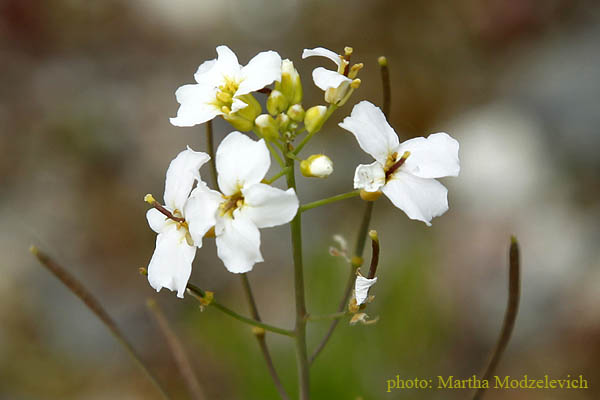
{"left": 1, "top": 0, "right": 599, "bottom": 398}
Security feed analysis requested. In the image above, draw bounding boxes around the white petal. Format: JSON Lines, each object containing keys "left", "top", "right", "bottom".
{"left": 147, "top": 226, "right": 195, "bottom": 298}
{"left": 216, "top": 132, "right": 270, "bottom": 196}
{"left": 230, "top": 97, "right": 248, "bottom": 113}
{"left": 184, "top": 183, "right": 223, "bottom": 247}
{"left": 339, "top": 101, "right": 400, "bottom": 164}
{"left": 214, "top": 45, "right": 241, "bottom": 81}
{"left": 237, "top": 50, "right": 282, "bottom": 96}
{"left": 353, "top": 162, "right": 386, "bottom": 192}
{"left": 164, "top": 147, "right": 210, "bottom": 211}
{"left": 302, "top": 47, "right": 342, "bottom": 67}
{"left": 241, "top": 183, "right": 298, "bottom": 228}
{"left": 312, "top": 67, "right": 351, "bottom": 91}
{"left": 170, "top": 84, "right": 222, "bottom": 127}
{"left": 215, "top": 214, "right": 263, "bottom": 273}
{"left": 397, "top": 132, "right": 460, "bottom": 178}
{"left": 193, "top": 59, "right": 218, "bottom": 86}
{"left": 147, "top": 208, "right": 169, "bottom": 234}
{"left": 355, "top": 275, "right": 378, "bottom": 305}
{"left": 382, "top": 171, "right": 449, "bottom": 226}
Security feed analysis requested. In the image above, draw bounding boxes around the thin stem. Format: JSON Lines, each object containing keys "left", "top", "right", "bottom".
{"left": 266, "top": 141, "right": 285, "bottom": 168}
{"left": 306, "top": 311, "right": 348, "bottom": 321}
{"left": 472, "top": 237, "right": 521, "bottom": 400}
{"left": 285, "top": 155, "right": 311, "bottom": 400}
{"left": 293, "top": 105, "right": 338, "bottom": 156}
{"left": 205, "top": 121, "right": 218, "bottom": 188}
{"left": 186, "top": 283, "right": 295, "bottom": 337}
{"left": 146, "top": 299, "right": 206, "bottom": 400}
{"left": 309, "top": 201, "right": 373, "bottom": 364}
{"left": 30, "top": 246, "right": 171, "bottom": 400}
{"left": 378, "top": 56, "right": 391, "bottom": 119}
{"left": 299, "top": 190, "right": 360, "bottom": 213}
{"left": 239, "top": 274, "right": 291, "bottom": 400}
{"left": 264, "top": 167, "right": 290, "bottom": 185}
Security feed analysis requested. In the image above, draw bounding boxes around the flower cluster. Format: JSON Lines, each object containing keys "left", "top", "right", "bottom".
{"left": 145, "top": 45, "right": 460, "bottom": 309}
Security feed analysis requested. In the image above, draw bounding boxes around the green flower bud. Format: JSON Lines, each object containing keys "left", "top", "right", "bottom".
{"left": 287, "top": 104, "right": 305, "bottom": 122}
{"left": 222, "top": 94, "right": 262, "bottom": 132}
{"left": 275, "top": 59, "right": 302, "bottom": 105}
{"left": 266, "top": 90, "right": 288, "bottom": 116}
{"left": 300, "top": 154, "right": 333, "bottom": 178}
{"left": 223, "top": 113, "right": 254, "bottom": 131}
{"left": 304, "top": 105, "right": 327, "bottom": 134}
{"left": 254, "top": 114, "right": 279, "bottom": 141}
{"left": 276, "top": 113, "right": 290, "bottom": 131}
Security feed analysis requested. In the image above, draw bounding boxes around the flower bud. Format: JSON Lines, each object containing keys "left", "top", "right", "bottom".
{"left": 223, "top": 93, "right": 262, "bottom": 131}
{"left": 304, "top": 105, "right": 327, "bottom": 134}
{"left": 287, "top": 104, "right": 305, "bottom": 122}
{"left": 300, "top": 154, "right": 333, "bottom": 178}
{"left": 223, "top": 112, "right": 254, "bottom": 131}
{"left": 275, "top": 59, "right": 302, "bottom": 105}
{"left": 254, "top": 114, "right": 279, "bottom": 141}
{"left": 266, "top": 90, "right": 288, "bottom": 116}
{"left": 276, "top": 113, "right": 290, "bottom": 131}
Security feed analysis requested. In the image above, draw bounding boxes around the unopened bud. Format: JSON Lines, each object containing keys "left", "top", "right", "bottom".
{"left": 287, "top": 104, "right": 305, "bottom": 122}
{"left": 300, "top": 154, "right": 333, "bottom": 178}
{"left": 304, "top": 105, "right": 327, "bottom": 134}
{"left": 276, "top": 113, "right": 290, "bottom": 131}
{"left": 255, "top": 114, "right": 279, "bottom": 141}
{"left": 360, "top": 190, "right": 382, "bottom": 202}
{"left": 275, "top": 59, "right": 302, "bottom": 105}
{"left": 266, "top": 90, "right": 288, "bottom": 116}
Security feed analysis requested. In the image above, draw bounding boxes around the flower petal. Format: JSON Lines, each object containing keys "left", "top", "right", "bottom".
{"left": 339, "top": 101, "right": 399, "bottom": 164}
{"left": 382, "top": 171, "right": 449, "bottom": 226}
{"left": 164, "top": 147, "right": 210, "bottom": 211}
{"left": 302, "top": 47, "right": 342, "bottom": 67}
{"left": 241, "top": 183, "right": 298, "bottom": 228}
{"left": 185, "top": 182, "right": 223, "bottom": 247}
{"left": 193, "top": 58, "right": 218, "bottom": 86}
{"left": 397, "top": 132, "right": 460, "bottom": 178}
{"left": 355, "top": 275, "right": 378, "bottom": 305}
{"left": 147, "top": 208, "right": 169, "bottom": 234}
{"left": 353, "top": 162, "right": 386, "bottom": 192}
{"left": 215, "top": 214, "right": 263, "bottom": 273}
{"left": 237, "top": 50, "right": 282, "bottom": 96}
{"left": 213, "top": 45, "right": 241, "bottom": 82}
{"left": 147, "top": 226, "right": 195, "bottom": 298}
{"left": 170, "top": 84, "right": 222, "bottom": 127}
{"left": 312, "top": 67, "right": 351, "bottom": 91}
{"left": 216, "top": 132, "right": 270, "bottom": 196}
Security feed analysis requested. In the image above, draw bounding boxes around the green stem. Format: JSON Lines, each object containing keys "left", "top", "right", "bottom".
{"left": 306, "top": 311, "right": 348, "bottom": 321}
{"left": 264, "top": 167, "right": 290, "bottom": 185}
{"left": 309, "top": 201, "right": 374, "bottom": 364}
{"left": 239, "top": 274, "right": 291, "bottom": 400}
{"left": 284, "top": 155, "right": 311, "bottom": 400}
{"left": 205, "top": 121, "right": 218, "bottom": 188}
{"left": 293, "top": 105, "right": 337, "bottom": 155}
{"left": 299, "top": 190, "right": 360, "bottom": 213}
{"left": 266, "top": 141, "right": 285, "bottom": 168}
{"left": 186, "top": 283, "right": 295, "bottom": 337}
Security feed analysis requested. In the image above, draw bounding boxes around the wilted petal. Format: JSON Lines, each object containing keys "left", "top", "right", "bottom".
{"left": 241, "top": 183, "right": 298, "bottom": 228}
{"left": 398, "top": 132, "right": 460, "bottom": 179}
{"left": 382, "top": 171, "right": 449, "bottom": 226}
{"left": 302, "top": 47, "right": 342, "bottom": 67}
{"left": 147, "top": 226, "right": 195, "bottom": 298}
{"left": 164, "top": 147, "right": 210, "bottom": 211}
{"left": 353, "top": 162, "right": 386, "bottom": 192}
{"left": 185, "top": 182, "right": 223, "bottom": 246}
{"left": 215, "top": 214, "right": 263, "bottom": 273}
{"left": 339, "top": 101, "right": 399, "bottom": 164}
{"left": 147, "top": 208, "right": 169, "bottom": 234}
{"left": 312, "top": 67, "right": 351, "bottom": 91}
{"left": 216, "top": 132, "right": 270, "bottom": 196}
{"left": 355, "top": 275, "right": 378, "bottom": 305}
{"left": 237, "top": 50, "right": 282, "bottom": 96}
{"left": 170, "top": 84, "right": 222, "bottom": 127}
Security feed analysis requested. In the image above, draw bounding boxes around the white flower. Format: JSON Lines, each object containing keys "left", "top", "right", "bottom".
{"left": 187, "top": 132, "right": 299, "bottom": 273}
{"left": 355, "top": 275, "right": 378, "bottom": 305}
{"left": 302, "top": 47, "right": 360, "bottom": 105}
{"left": 170, "top": 45, "right": 282, "bottom": 127}
{"left": 146, "top": 148, "right": 211, "bottom": 298}
{"left": 339, "top": 101, "right": 460, "bottom": 226}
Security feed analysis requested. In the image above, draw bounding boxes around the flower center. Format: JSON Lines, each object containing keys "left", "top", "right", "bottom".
{"left": 384, "top": 151, "right": 411, "bottom": 181}
{"left": 213, "top": 77, "right": 241, "bottom": 114}
{"left": 219, "top": 192, "right": 244, "bottom": 218}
